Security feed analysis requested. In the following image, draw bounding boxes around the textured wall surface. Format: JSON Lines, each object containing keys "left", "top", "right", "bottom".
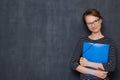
{"left": 0, "top": 0, "right": 120, "bottom": 80}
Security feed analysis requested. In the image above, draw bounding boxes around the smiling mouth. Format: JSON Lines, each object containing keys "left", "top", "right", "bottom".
{"left": 92, "top": 27, "right": 97, "bottom": 30}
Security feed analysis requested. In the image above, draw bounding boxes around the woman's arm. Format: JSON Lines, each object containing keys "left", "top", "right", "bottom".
{"left": 76, "top": 65, "right": 108, "bottom": 79}
{"left": 79, "top": 41, "right": 117, "bottom": 72}
{"left": 102, "top": 43, "right": 117, "bottom": 72}
{"left": 80, "top": 57, "right": 105, "bottom": 70}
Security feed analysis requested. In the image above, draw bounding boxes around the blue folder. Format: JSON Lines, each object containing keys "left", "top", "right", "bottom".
{"left": 82, "top": 42, "right": 110, "bottom": 63}
{"left": 82, "top": 42, "right": 110, "bottom": 76}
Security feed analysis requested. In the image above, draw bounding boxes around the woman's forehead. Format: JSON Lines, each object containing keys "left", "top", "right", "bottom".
{"left": 85, "top": 15, "right": 99, "bottom": 22}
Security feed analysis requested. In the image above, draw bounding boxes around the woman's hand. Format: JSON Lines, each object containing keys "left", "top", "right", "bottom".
{"left": 92, "top": 70, "right": 108, "bottom": 79}
{"left": 80, "top": 57, "right": 105, "bottom": 70}
{"left": 80, "top": 57, "right": 89, "bottom": 67}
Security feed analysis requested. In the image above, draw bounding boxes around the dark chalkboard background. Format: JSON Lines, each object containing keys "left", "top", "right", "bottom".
{"left": 0, "top": 0, "right": 120, "bottom": 80}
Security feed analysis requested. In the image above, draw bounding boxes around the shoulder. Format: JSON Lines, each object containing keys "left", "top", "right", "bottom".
{"left": 75, "top": 36, "right": 89, "bottom": 46}
{"left": 79, "top": 36, "right": 89, "bottom": 41}
{"left": 103, "top": 36, "right": 116, "bottom": 47}
{"left": 103, "top": 36, "right": 116, "bottom": 43}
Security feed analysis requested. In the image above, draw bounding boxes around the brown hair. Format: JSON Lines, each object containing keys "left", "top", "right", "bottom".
{"left": 83, "top": 9, "right": 102, "bottom": 24}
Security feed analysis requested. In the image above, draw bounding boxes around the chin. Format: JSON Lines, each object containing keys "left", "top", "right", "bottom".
{"left": 90, "top": 29, "right": 99, "bottom": 33}
{"left": 91, "top": 29, "right": 100, "bottom": 33}
{"left": 92, "top": 31, "right": 100, "bottom": 33}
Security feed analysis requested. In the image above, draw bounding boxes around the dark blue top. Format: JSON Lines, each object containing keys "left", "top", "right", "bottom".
{"left": 70, "top": 36, "right": 117, "bottom": 79}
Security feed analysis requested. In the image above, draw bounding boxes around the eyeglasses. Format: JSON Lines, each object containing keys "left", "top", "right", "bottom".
{"left": 86, "top": 18, "right": 100, "bottom": 27}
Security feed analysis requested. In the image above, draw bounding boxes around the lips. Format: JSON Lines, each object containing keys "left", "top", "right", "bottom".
{"left": 92, "top": 27, "right": 97, "bottom": 30}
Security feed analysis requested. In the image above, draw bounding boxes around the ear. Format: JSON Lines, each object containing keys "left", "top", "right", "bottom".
{"left": 100, "top": 19, "right": 102, "bottom": 23}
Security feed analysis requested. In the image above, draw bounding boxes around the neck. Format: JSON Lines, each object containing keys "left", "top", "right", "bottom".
{"left": 89, "top": 31, "right": 104, "bottom": 40}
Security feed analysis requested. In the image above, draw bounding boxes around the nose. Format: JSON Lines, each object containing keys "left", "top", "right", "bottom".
{"left": 90, "top": 23, "right": 96, "bottom": 27}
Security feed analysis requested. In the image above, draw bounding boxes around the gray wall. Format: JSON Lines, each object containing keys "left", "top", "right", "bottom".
{"left": 0, "top": 0, "right": 120, "bottom": 80}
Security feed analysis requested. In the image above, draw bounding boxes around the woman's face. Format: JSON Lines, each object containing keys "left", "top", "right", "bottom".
{"left": 85, "top": 15, "right": 102, "bottom": 33}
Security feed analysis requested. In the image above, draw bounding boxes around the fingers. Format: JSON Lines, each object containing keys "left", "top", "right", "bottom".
{"left": 80, "top": 57, "right": 85, "bottom": 59}
{"left": 80, "top": 57, "right": 85, "bottom": 62}
{"left": 102, "top": 73, "right": 107, "bottom": 79}
{"left": 97, "top": 70, "right": 108, "bottom": 79}
{"left": 101, "top": 74, "right": 107, "bottom": 79}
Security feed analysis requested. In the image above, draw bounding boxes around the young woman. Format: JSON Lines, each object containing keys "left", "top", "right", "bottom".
{"left": 71, "top": 9, "right": 116, "bottom": 80}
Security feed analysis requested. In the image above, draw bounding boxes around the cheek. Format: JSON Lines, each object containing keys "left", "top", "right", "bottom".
{"left": 97, "top": 24, "right": 102, "bottom": 29}
{"left": 87, "top": 27, "right": 93, "bottom": 31}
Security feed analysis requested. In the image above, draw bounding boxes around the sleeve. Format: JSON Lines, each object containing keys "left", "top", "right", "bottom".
{"left": 70, "top": 39, "right": 83, "bottom": 70}
{"left": 103, "top": 40, "right": 117, "bottom": 72}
